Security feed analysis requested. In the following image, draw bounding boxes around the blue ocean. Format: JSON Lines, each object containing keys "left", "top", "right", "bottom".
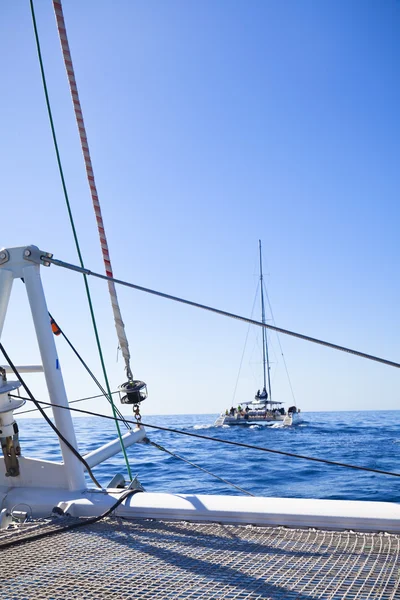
{"left": 19, "top": 411, "right": 400, "bottom": 502}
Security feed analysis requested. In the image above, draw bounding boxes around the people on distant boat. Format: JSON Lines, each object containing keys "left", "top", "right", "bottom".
{"left": 238, "top": 405, "right": 242, "bottom": 412}
{"left": 229, "top": 407, "right": 235, "bottom": 416}
{"left": 245, "top": 405, "right": 250, "bottom": 413}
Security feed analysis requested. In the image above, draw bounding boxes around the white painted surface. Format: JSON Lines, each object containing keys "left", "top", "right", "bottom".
{"left": 116, "top": 493, "right": 400, "bottom": 532}
{"left": 0, "top": 268, "right": 13, "bottom": 338}
{"left": 0, "top": 457, "right": 68, "bottom": 488}
{"left": 0, "top": 365, "right": 44, "bottom": 374}
{"left": 23, "top": 262, "right": 86, "bottom": 492}
{"left": 83, "top": 427, "right": 146, "bottom": 468}
{"left": 1, "top": 487, "right": 399, "bottom": 533}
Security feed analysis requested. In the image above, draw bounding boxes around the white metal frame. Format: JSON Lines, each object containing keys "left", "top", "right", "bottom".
{"left": 0, "top": 246, "right": 145, "bottom": 495}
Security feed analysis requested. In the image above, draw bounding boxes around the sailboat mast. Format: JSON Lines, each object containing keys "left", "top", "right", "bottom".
{"left": 259, "top": 240, "right": 272, "bottom": 400}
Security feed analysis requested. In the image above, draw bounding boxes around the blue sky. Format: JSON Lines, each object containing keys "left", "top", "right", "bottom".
{"left": 1, "top": 0, "right": 399, "bottom": 417}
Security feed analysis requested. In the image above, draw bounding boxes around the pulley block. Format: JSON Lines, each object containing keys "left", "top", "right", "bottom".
{"left": 119, "top": 380, "right": 148, "bottom": 405}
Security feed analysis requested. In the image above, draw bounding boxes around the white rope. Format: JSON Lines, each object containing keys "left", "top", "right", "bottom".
{"left": 53, "top": 0, "right": 133, "bottom": 380}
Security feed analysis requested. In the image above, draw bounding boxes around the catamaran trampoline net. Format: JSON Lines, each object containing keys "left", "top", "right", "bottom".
{"left": 1, "top": 517, "right": 399, "bottom": 599}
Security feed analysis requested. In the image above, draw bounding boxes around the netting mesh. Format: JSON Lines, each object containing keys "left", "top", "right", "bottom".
{"left": 1, "top": 517, "right": 399, "bottom": 599}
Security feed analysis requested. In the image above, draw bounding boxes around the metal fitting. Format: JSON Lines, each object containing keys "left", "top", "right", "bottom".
{"left": 0, "top": 249, "right": 9, "bottom": 265}
{"left": 23, "top": 246, "right": 53, "bottom": 267}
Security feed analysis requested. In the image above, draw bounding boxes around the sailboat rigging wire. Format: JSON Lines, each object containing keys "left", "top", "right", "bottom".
{"left": 144, "top": 439, "right": 254, "bottom": 496}
{"left": 29, "top": 0, "right": 133, "bottom": 480}
{"left": 15, "top": 392, "right": 254, "bottom": 495}
{"left": 48, "top": 313, "right": 130, "bottom": 429}
{"left": 45, "top": 256, "right": 400, "bottom": 370}
{"left": 232, "top": 283, "right": 260, "bottom": 405}
{"left": 263, "top": 282, "right": 297, "bottom": 405}
{"left": 0, "top": 343, "right": 102, "bottom": 489}
{"left": 10, "top": 396, "right": 400, "bottom": 480}
{"left": 15, "top": 391, "right": 119, "bottom": 417}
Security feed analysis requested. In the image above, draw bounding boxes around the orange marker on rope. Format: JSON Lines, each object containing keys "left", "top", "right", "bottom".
{"left": 50, "top": 318, "right": 61, "bottom": 336}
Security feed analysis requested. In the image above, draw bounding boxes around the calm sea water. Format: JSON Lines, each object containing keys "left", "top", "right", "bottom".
{"left": 19, "top": 411, "right": 400, "bottom": 502}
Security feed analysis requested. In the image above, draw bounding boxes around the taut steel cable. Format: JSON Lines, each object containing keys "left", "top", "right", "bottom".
{"left": 45, "top": 255, "right": 400, "bottom": 370}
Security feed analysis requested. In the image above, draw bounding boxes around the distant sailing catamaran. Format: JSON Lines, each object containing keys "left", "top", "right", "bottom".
{"left": 215, "top": 241, "right": 299, "bottom": 427}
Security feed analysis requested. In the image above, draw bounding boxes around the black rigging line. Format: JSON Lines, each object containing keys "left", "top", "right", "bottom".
{"left": 15, "top": 391, "right": 254, "bottom": 496}
{"left": 45, "top": 255, "right": 400, "bottom": 370}
{"left": 10, "top": 395, "right": 400, "bottom": 480}
{"left": 48, "top": 313, "right": 130, "bottom": 429}
{"left": 15, "top": 394, "right": 254, "bottom": 496}
{"left": 0, "top": 488, "right": 142, "bottom": 550}
{"left": 0, "top": 342, "right": 102, "bottom": 489}
{"left": 15, "top": 391, "right": 119, "bottom": 416}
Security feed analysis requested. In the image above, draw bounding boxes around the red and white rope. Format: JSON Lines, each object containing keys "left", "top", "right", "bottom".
{"left": 53, "top": 0, "right": 132, "bottom": 380}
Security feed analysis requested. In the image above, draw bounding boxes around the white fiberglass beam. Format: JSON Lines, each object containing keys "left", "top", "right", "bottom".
{"left": 22, "top": 262, "right": 86, "bottom": 492}
{"left": 0, "top": 269, "right": 13, "bottom": 339}
{"left": 83, "top": 427, "right": 146, "bottom": 469}
{"left": 0, "top": 365, "right": 44, "bottom": 373}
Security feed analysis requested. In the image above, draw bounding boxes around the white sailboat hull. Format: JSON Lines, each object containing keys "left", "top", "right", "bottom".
{"left": 215, "top": 412, "right": 295, "bottom": 426}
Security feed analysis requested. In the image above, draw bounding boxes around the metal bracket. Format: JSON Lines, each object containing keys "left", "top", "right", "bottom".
{"left": 0, "top": 508, "right": 12, "bottom": 530}
{"left": 0, "top": 249, "right": 9, "bottom": 265}
{"left": 23, "top": 245, "right": 53, "bottom": 267}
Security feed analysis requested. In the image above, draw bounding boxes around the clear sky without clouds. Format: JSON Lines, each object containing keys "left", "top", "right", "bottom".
{"left": 0, "top": 1, "right": 399, "bottom": 417}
